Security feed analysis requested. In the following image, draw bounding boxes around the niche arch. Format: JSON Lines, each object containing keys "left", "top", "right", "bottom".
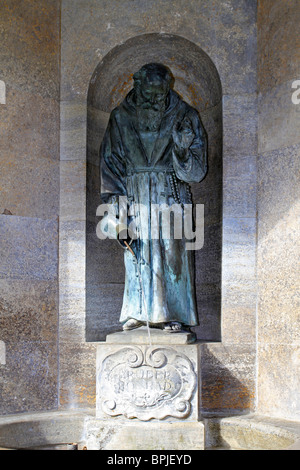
{"left": 86, "top": 33, "right": 222, "bottom": 341}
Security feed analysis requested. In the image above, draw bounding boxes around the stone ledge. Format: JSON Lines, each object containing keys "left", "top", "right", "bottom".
{"left": 204, "top": 414, "right": 300, "bottom": 450}
{"left": 0, "top": 410, "right": 299, "bottom": 450}
{"left": 105, "top": 326, "right": 196, "bottom": 345}
{"left": 84, "top": 418, "right": 204, "bottom": 450}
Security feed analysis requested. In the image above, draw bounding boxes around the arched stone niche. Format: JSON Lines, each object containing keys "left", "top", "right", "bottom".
{"left": 86, "top": 33, "right": 222, "bottom": 342}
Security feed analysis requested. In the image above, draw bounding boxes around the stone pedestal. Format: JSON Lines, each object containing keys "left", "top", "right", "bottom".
{"left": 86, "top": 327, "right": 204, "bottom": 450}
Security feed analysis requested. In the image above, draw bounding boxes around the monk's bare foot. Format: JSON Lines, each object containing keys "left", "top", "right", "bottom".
{"left": 122, "top": 319, "right": 144, "bottom": 331}
{"left": 163, "top": 321, "right": 183, "bottom": 332}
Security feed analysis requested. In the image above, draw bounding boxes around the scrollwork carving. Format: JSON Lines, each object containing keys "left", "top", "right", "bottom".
{"left": 98, "top": 345, "right": 197, "bottom": 421}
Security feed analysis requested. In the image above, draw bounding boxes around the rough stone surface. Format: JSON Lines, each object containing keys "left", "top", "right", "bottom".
{"left": 85, "top": 418, "right": 205, "bottom": 450}
{"left": 0, "top": 411, "right": 90, "bottom": 450}
{"left": 200, "top": 343, "right": 256, "bottom": 414}
{"left": 60, "top": 101, "right": 87, "bottom": 161}
{"left": 86, "top": 283, "right": 125, "bottom": 342}
{"left": 61, "top": 0, "right": 257, "bottom": 101}
{"left": 205, "top": 414, "right": 300, "bottom": 450}
{"left": 223, "top": 154, "right": 257, "bottom": 218}
{"left": 223, "top": 93, "right": 258, "bottom": 157}
{"left": 221, "top": 217, "right": 257, "bottom": 344}
{"left": 0, "top": 0, "right": 60, "bottom": 100}
{"left": 258, "top": 0, "right": 300, "bottom": 94}
{"left": 0, "top": 339, "right": 58, "bottom": 415}
{"left": 58, "top": 342, "right": 97, "bottom": 409}
{"left": 0, "top": 279, "right": 58, "bottom": 343}
{"left": 60, "top": 161, "right": 86, "bottom": 222}
{"left": 0, "top": 0, "right": 60, "bottom": 415}
{"left": 258, "top": 79, "right": 300, "bottom": 154}
{"left": 257, "top": 143, "right": 300, "bottom": 240}
{"left": 257, "top": 0, "right": 300, "bottom": 421}
{"left": 0, "top": 216, "right": 58, "bottom": 281}
{"left": 0, "top": 89, "right": 59, "bottom": 219}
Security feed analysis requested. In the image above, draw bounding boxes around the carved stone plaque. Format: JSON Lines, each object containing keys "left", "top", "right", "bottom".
{"left": 97, "top": 345, "right": 197, "bottom": 421}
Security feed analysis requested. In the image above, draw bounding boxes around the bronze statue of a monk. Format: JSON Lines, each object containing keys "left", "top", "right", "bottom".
{"left": 100, "top": 63, "right": 207, "bottom": 332}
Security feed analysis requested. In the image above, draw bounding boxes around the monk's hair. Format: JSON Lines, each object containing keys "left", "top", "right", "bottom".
{"left": 133, "top": 63, "right": 173, "bottom": 88}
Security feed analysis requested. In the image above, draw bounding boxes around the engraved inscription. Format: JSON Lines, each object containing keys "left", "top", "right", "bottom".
{"left": 109, "top": 364, "right": 181, "bottom": 407}
{"left": 98, "top": 346, "right": 196, "bottom": 421}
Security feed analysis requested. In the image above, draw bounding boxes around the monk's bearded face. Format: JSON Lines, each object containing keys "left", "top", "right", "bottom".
{"left": 135, "top": 80, "right": 169, "bottom": 132}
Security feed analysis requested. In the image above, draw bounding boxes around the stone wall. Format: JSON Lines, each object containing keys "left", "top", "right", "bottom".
{"left": 0, "top": 0, "right": 60, "bottom": 414}
{"left": 257, "top": 0, "right": 300, "bottom": 420}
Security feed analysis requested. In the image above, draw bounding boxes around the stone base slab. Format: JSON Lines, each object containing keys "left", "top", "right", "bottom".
{"left": 106, "top": 326, "right": 197, "bottom": 345}
{"left": 84, "top": 418, "right": 205, "bottom": 450}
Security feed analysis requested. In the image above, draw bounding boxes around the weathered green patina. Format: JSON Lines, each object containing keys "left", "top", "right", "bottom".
{"left": 100, "top": 63, "right": 207, "bottom": 331}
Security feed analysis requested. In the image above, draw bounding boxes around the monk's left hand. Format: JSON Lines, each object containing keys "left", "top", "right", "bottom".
{"left": 172, "top": 117, "right": 195, "bottom": 152}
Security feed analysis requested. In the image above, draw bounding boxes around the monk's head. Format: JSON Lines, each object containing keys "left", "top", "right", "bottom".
{"left": 133, "top": 63, "right": 173, "bottom": 131}
{"left": 133, "top": 63, "right": 172, "bottom": 111}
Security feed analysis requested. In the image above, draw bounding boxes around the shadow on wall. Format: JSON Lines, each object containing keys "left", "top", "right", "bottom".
{"left": 200, "top": 344, "right": 255, "bottom": 417}
{"left": 86, "top": 33, "right": 223, "bottom": 342}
